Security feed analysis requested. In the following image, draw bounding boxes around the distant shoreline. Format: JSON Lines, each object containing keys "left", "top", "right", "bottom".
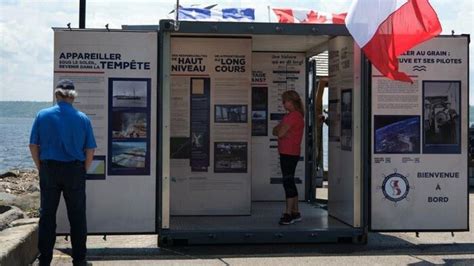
{"left": 0, "top": 101, "right": 53, "bottom": 118}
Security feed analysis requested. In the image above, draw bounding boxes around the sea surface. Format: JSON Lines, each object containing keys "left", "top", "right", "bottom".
{"left": 0, "top": 101, "right": 52, "bottom": 172}
{"left": 0, "top": 101, "right": 472, "bottom": 173}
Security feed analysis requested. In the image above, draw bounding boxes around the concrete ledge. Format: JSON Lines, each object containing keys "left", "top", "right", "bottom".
{"left": 0, "top": 218, "right": 38, "bottom": 266}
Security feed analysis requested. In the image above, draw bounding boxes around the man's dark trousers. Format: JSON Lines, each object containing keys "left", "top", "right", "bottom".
{"left": 38, "top": 160, "right": 87, "bottom": 265}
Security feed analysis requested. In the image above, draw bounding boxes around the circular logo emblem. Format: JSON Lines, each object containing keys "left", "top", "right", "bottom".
{"left": 382, "top": 173, "right": 410, "bottom": 202}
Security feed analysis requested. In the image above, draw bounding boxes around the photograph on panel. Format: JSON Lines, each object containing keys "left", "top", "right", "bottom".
{"left": 252, "top": 86, "right": 268, "bottom": 136}
{"left": 170, "top": 137, "right": 191, "bottom": 159}
{"left": 214, "top": 142, "right": 248, "bottom": 173}
{"left": 423, "top": 81, "right": 461, "bottom": 153}
{"left": 190, "top": 132, "right": 210, "bottom": 171}
{"left": 192, "top": 132, "right": 206, "bottom": 148}
{"left": 111, "top": 141, "right": 147, "bottom": 168}
{"left": 374, "top": 115, "right": 421, "bottom": 154}
{"left": 112, "top": 111, "right": 147, "bottom": 139}
{"left": 215, "top": 105, "right": 248, "bottom": 123}
{"left": 86, "top": 156, "right": 106, "bottom": 180}
{"left": 252, "top": 110, "right": 267, "bottom": 135}
{"left": 112, "top": 79, "right": 148, "bottom": 108}
{"left": 340, "top": 89, "right": 353, "bottom": 151}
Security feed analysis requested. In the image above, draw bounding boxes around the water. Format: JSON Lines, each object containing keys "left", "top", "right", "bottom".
{"left": 0, "top": 101, "right": 52, "bottom": 172}
{"left": 0, "top": 117, "right": 37, "bottom": 172}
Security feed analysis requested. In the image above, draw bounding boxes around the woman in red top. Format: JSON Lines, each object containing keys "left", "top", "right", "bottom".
{"left": 272, "top": 90, "right": 304, "bottom": 225}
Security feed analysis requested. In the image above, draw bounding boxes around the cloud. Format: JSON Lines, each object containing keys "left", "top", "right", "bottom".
{"left": 1, "top": 0, "right": 19, "bottom": 6}
{"left": 0, "top": 1, "right": 78, "bottom": 101}
{"left": 85, "top": 1, "right": 173, "bottom": 29}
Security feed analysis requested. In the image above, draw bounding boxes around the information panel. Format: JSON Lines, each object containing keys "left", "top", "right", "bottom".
{"left": 371, "top": 37, "right": 468, "bottom": 230}
{"left": 53, "top": 30, "right": 158, "bottom": 233}
{"left": 251, "top": 52, "right": 306, "bottom": 201}
{"left": 169, "top": 37, "right": 252, "bottom": 215}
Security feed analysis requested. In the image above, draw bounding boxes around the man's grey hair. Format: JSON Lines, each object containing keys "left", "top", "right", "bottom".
{"left": 55, "top": 88, "right": 78, "bottom": 98}
{"left": 55, "top": 79, "right": 77, "bottom": 99}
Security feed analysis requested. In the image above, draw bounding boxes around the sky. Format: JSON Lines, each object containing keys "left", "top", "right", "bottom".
{"left": 0, "top": 0, "right": 473, "bottom": 102}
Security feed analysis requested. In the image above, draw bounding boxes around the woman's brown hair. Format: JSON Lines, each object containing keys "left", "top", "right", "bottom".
{"left": 282, "top": 90, "right": 304, "bottom": 116}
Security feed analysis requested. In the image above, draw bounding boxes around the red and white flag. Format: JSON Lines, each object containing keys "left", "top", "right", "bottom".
{"left": 273, "top": 8, "right": 347, "bottom": 24}
{"left": 345, "top": 0, "right": 442, "bottom": 82}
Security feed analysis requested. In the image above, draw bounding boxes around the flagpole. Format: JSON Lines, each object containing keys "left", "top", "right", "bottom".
{"left": 267, "top": 5, "right": 271, "bottom": 22}
{"left": 175, "top": 0, "right": 180, "bottom": 31}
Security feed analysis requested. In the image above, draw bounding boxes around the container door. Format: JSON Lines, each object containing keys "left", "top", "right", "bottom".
{"left": 370, "top": 36, "right": 469, "bottom": 231}
{"left": 53, "top": 29, "right": 159, "bottom": 234}
{"left": 327, "top": 36, "right": 363, "bottom": 228}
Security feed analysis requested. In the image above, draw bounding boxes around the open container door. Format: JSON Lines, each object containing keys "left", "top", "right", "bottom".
{"left": 370, "top": 36, "right": 469, "bottom": 231}
{"left": 53, "top": 29, "right": 159, "bottom": 234}
{"left": 327, "top": 36, "right": 363, "bottom": 229}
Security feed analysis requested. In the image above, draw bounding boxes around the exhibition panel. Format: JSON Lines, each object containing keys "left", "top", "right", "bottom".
{"left": 53, "top": 29, "right": 158, "bottom": 233}
{"left": 251, "top": 52, "right": 307, "bottom": 201}
{"left": 370, "top": 36, "right": 469, "bottom": 231}
{"left": 169, "top": 36, "right": 252, "bottom": 215}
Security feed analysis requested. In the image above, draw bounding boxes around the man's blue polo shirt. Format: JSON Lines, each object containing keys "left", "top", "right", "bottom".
{"left": 30, "top": 101, "right": 97, "bottom": 162}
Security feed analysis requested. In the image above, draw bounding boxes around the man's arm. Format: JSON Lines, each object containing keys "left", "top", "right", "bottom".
{"left": 84, "top": 117, "right": 97, "bottom": 171}
{"left": 29, "top": 144, "right": 40, "bottom": 170}
{"left": 85, "top": 148, "right": 95, "bottom": 171}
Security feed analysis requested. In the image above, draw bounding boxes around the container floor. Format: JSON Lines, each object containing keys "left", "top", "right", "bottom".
{"left": 170, "top": 201, "right": 351, "bottom": 231}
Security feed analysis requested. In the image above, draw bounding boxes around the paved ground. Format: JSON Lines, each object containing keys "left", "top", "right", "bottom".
{"left": 42, "top": 191, "right": 474, "bottom": 265}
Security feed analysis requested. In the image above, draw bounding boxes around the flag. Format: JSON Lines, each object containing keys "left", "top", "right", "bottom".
{"left": 178, "top": 7, "right": 212, "bottom": 21}
{"left": 222, "top": 8, "right": 255, "bottom": 21}
{"left": 273, "top": 8, "right": 347, "bottom": 24}
{"left": 345, "top": 0, "right": 442, "bottom": 82}
{"left": 173, "top": 6, "right": 255, "bottom": 22}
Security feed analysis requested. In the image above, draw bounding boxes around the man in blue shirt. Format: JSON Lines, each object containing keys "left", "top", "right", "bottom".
{"left": 30, "top": 79, "right": 96, "bottom": 266}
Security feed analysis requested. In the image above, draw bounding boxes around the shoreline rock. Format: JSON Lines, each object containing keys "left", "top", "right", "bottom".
{"left": 0, "top": 171, "right": 20, "bottom": 178}
{"left": 0, "top": 169, "right": 40, "bottom": 230}
{"left": 0, "top": 206, "right": 25, "bottom": 231}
